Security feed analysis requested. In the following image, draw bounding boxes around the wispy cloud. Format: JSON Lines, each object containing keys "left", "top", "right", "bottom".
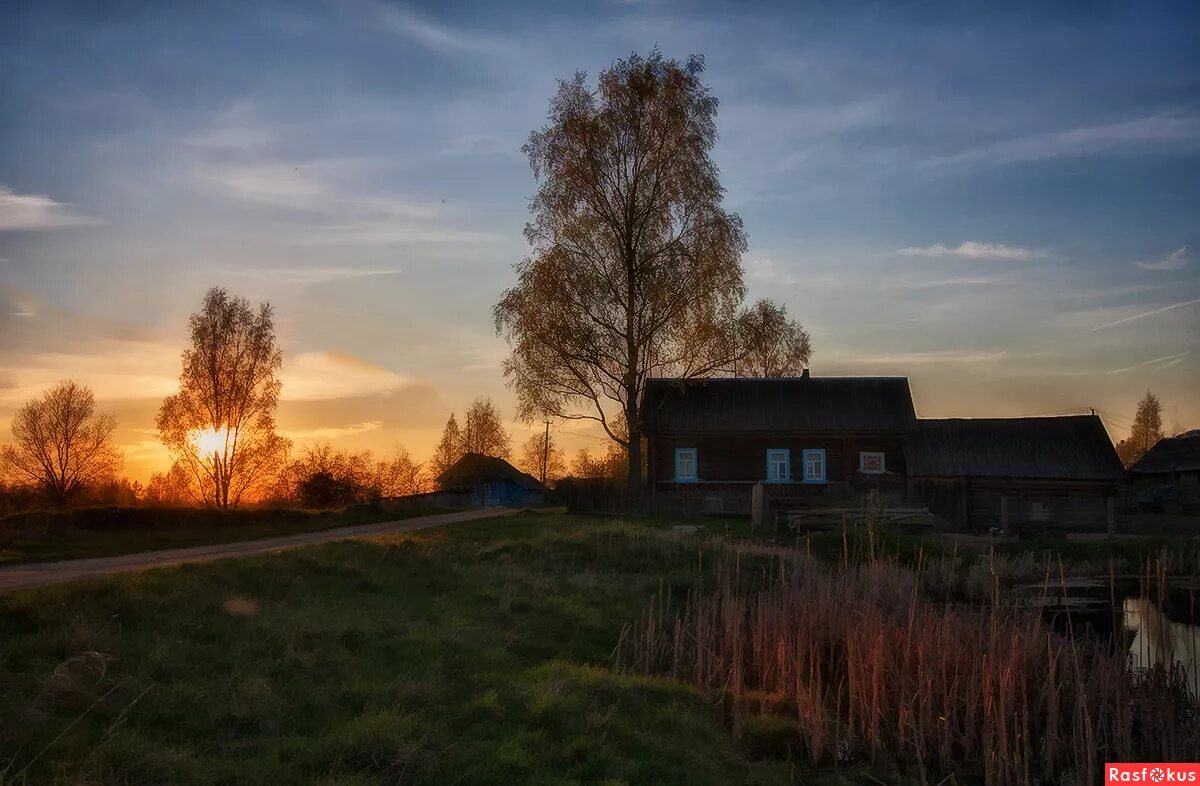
{"left": 369, "top": 1, "right": 511, "bottom": 54}
{"left": 1136, "top": 245, "right": 1188, "bottom": 271}
{"left": 1091, "top": 296, "right": 1200, "bottom": 330}
{"left": 280, "top": 351, "right": 411, "bottom": 401}
{"left": 209, "top": 267, "right": 401, "bottom": 286}
{"left": 0, "top": 185, "right": 103, "bottom": 231}
{"left": 1105, "top": 351, "right": 1190, "bottom": 375}
{"left": 439, "top": 133, "right": 518, "bottom": 157}
{"left": 885, "top": 276, "right": 996, "bottom": 290}
{"left": 183, "top": 102, "right": 272, "bottom": 151}
{"left": 193, "top": 161, "right": 497, "bottom": 244}
{"left": 745, "top": 256, "right": 798, "bottom": 285}
{"left": 921, "top": 114, "right": 1200, "bottom": 171}
{"left": 283, "top": 420, "right": 384, "bottom": 440}
{"left": 840, "top": 349, "right": 1009, "bottom": 365}
{"left": 896, "top": 242, "right": 1035, "bottom": 261}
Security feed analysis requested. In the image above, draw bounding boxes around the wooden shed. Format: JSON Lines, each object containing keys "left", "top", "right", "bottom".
{"left": 907, "top": 415, "right": 1124, "bottom": 532}
{"left": 1128, "top": 431, "right": 1200, "bottom": 508}
{"left": 435, "top": 453, "right": 545, "bottom": 507}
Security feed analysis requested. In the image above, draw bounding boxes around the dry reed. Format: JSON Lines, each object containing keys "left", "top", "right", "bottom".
{"left": 614, "top": 533, "right": 1200, "bottom": 785}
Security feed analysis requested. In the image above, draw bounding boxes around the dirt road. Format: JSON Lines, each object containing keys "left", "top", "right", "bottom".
{"left": 0, "top": 507, "right": 516, "bottom": 594}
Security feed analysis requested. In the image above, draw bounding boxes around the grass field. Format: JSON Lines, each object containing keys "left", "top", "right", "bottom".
{"left": 0, "top": 506, "right": 448, "bottom": 566}
{"left": 1, "top": 510, "right": 1195, "bottom": 785}
{"left": 0, "top": 511, "right": 840, "bottom": 785}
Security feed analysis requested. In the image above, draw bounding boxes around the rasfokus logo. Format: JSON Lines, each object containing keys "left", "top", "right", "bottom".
{"left": 1106, "top": 764, "right": 1200, "bottom": 784}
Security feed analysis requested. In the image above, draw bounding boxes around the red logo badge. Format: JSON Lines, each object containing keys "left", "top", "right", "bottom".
{"left": 1106, "top": 764, "right": 1200, "bottom": 784}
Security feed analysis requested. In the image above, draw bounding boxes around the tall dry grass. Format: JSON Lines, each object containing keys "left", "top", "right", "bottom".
{"left": 614, "top": 533, "right": 1200, "bottom": 785}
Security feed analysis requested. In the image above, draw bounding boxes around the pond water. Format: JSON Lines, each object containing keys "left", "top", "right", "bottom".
{"left": 1014, "top": 576, "right": 1199, "bottom": 697}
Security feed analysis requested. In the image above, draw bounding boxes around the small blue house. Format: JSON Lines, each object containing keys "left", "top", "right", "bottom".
{"left": 435, "top": 452, "right": 546, "bottom": 507}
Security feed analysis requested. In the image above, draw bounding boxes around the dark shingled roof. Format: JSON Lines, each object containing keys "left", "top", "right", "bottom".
{"left": 1129, "top": 433, "right": 1200, "bottom": 475}
{"left": 641, "top": 376, "right": 918, "bottom": 433}
{"left": 908, "top": 416, "right": 1124, "bottom": 480}
{"left": 435, "top": 453, "right": 546, "bottom": 492}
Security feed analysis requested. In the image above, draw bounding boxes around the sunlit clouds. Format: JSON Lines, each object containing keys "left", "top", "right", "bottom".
{"left": 896, "top": 242, "right": 1036, "bottom": 261}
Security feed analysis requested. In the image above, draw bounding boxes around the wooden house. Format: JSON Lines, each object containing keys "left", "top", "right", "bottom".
{"left": 641, "top": 373, "right": 918, "bottom": 515}
{"left": 1128, "top": 431, "right": 1200, "bottom": 508}
{"left": 435, "top": 452, "right": 545, "bottom": 507}
{"left": 907, "top": 416, "right": 1124, "bottom": 532}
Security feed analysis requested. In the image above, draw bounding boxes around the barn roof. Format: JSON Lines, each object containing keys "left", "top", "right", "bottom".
{"left": 435, "top": 452, "right": 546, "bottom": 492}
{"left": 908, "top": 416, "right": 1124, "bottom": 480}
{"left": 1129, "top": 432, "right": 1200, "bottom": 475}
{"left": 641, "top": 376, "right": 918, "bottom": 433}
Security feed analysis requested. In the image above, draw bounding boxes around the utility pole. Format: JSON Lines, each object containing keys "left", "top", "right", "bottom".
{"left": 541, "top": 419, "right": 550, "bottom": 486}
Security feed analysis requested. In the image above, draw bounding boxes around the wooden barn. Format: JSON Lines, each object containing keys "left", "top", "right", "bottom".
{"left": 642, "top": 373, "right": 918, "bottom": 515}
{"left": 907, "top": 416, "right": 1124, "bottom": 532}
{"left": 1128, "top": 431, "right": 1200, "bottom": 509}
{"left": 435, "top": 452, "right": 545, "bottom": 507}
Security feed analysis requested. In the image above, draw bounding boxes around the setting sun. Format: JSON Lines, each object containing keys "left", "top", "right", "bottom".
{"left": 190, "top": 426, "right": 229, "bottom": 459}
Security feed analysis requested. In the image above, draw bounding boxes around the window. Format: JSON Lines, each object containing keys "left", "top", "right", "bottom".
{"left": 766, "top": 449, "right": 790, "bottom": 482}
{"left": 802, "top": 449, "right": 826, "bottom": 483}
{"left": 482, "top": 482, "right": 492, "bottom": 497}
{"left": 858, "top": 451, "right": 885, "bottom": 474}
{"left": 674, "top": 448, "right": 697, "bottom": 482}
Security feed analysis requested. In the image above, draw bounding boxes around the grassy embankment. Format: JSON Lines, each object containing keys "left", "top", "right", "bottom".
{"left": 0, "top": 510, "right": 1196, "bottom": 784}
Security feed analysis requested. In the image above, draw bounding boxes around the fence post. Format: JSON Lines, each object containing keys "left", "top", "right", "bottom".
{"left": 752, "top": 483, "right": 765, "bottom": 530}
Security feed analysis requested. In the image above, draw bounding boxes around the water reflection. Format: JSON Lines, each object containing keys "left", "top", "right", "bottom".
{"left": 1015, "top": 577, "right": 1199, "bottom": 698}
{"left": 1124, "top": 596, "right": 1200, "bottom": 697}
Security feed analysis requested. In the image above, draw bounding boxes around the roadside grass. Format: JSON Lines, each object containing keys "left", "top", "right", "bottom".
{"left": 0, "top": 506, "right": 448, "bottom": 566}
{"left": 0, "top": 512, "right": 875, "bottom": 785}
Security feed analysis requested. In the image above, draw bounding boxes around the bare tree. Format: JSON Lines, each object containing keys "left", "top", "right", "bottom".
{"left": 462, "top": 398, "right": 511, "bottom": 459}
{"left": 156, "top": 287, "right": 289, "bottom": 508}
{"left": 372, "top": 447, "right": 426, "bottom": 497}
{"left": 1116, "top": 390, "right": 1165, "bottom": 467}
{"left": 518, "top": 430, "right": 566, "bottom": 487}
{"left": 1, "top": 380, "right": 123, "bottom": 507}
{"left": 495, "top": 50, "right": 810, "bottom": 494}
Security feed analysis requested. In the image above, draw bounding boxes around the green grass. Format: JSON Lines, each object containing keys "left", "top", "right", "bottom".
{"left": 0, "top": 506, "right": 448, "bottom": 566}
{"left": 0, "top": 512, "right": 884, "bottom": 785}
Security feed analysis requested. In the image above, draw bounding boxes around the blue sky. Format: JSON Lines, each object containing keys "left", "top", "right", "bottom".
{"left": 1, "top": 0, "right": 1198, "bottom": 479}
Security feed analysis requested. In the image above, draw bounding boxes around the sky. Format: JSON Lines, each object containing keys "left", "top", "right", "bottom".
{"left": 1, "top": 0, "right": 1198, "bottom": 482}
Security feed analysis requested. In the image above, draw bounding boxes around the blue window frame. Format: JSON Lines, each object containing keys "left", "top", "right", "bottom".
{"left": 674, "top": 448, "right": 698, "bottom": 482}
{"left": 766, "top": 449, "right": 790, "bottom": 482}
{"left": 802, "top": 449, "right": 826, "bottom": 483}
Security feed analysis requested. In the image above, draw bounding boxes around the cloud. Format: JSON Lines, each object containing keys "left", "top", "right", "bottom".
{"left": 1136, "top": 246, "right": 1188, "bottom": 271}
{"left": 1105, "top": 351, "right": 1190, "bottom": 376}
{"left": 921, "top": 114, "right": 1200, "bottom": 172}
{"left": 192, "top": 161, "right": 496, "bottom": 245}
{"left": 885, "top": 276, "right": 996, "bottom": 290}
{"left": 440, "top": 133, "right": 518, "bottom": 156}
{"left": 839, "top": 349, "right": 1009, "bottom": 365}
{"left": 209, "top": 267, "right": 401, "bottom": 286}
{"left": 745, "top": 256, "right": 798, "bottom": 285}
{"left": 280, "top": 351, "right": 412, "bottom": 401}
{"left": 896, "top": 242, "right": 1035, "bottom": 261}
{"left": 289, "top": 221, "right": 499, "bottom": 246}
{"left": 283, "top": 420, "right": 384, "bottom": 440}
{"left": 0, "top": 185, "right": 103, "bottom": 231}
{"left": 183, "top": 103, "right": 272, "bottom": 151}
{"left": 369, "top": 1, "right": 511, "bottom": 54}
{"left": 1091, "top": 296, "right": 1200, "bottom": 331}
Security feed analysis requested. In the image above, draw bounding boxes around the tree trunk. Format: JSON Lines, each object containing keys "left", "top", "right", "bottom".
{"left": 626, "top": 433, "right": 642, "bottom": 504}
